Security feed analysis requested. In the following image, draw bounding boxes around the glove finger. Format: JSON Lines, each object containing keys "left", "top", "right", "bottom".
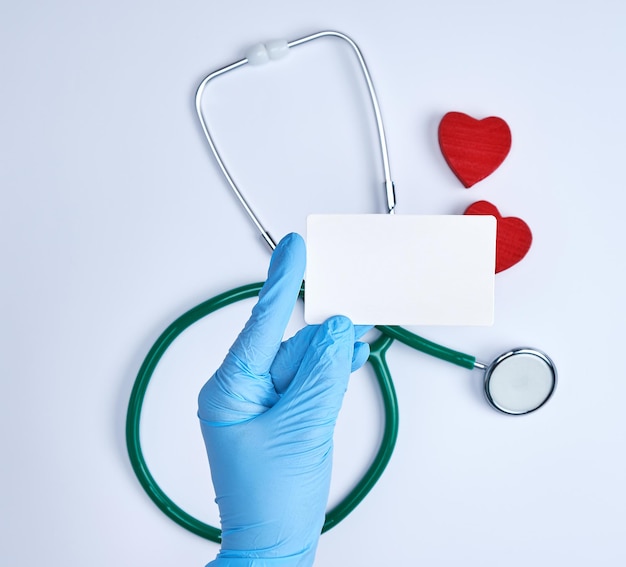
{"left": 278, "top": 315, "right": 355, "bottom": 422}
{"left": 354, "top": 325, "right": 374, "bottom": 338}
{"left": 270, "top": 325, "right": 318, "bottom": 394}
{"left": 225, "top": 233, "right": 305, "bottom": 377}
{"left": 352, "top": 341, "right": 370, "bottom": 372}
{"left": 271, "top": 327, "right": 371, "bottom": 395}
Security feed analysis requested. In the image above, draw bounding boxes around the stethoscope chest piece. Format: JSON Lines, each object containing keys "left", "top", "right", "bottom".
{"left": 483, "top": 348, "right": 557, "bottom": 415}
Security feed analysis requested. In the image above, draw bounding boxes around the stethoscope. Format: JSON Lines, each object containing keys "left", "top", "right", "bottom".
{"left": 126, "top": 30, "right": 558, "bottom": 544}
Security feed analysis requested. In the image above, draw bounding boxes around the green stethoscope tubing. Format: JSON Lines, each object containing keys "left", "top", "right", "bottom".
{"left": 125, "top": 281, "right": 477, "bottom": 542}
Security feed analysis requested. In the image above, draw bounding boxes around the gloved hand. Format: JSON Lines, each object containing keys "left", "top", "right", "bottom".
{"left": 198, "top": 233, "right": 370, "bottom": 567}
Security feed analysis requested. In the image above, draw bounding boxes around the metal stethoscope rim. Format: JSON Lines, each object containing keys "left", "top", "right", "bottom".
{"left": 483, "top": 347, "right": 558, "bottom": 415}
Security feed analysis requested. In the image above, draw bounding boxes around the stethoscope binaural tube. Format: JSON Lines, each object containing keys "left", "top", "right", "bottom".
{"left": 195, "top": 30, "right": 397, "bottom": 251}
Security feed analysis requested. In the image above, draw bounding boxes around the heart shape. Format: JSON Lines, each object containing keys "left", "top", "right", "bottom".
{"left": 464, "top": 200, "right": 532, "bottom": 273}
{"left": 439, "top": 112, "right": 512, "bottom": 188}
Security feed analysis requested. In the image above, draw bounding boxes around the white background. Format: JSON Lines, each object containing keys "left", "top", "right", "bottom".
{"left": 1, "top": 1, "right": 624, "bottom": 566}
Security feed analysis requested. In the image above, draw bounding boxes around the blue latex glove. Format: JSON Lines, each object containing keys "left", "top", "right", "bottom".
{"left": 198, "top": 233, "right": 369, "bottom": 567}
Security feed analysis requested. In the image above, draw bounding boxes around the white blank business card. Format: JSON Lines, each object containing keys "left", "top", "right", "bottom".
{"left": 305, "top": 214, "right": 496, "bottom": 326}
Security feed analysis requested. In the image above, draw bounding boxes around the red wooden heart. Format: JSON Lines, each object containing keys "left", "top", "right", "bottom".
{"left": 464, "top": 201, "right": 532, "bottom": 273}
{"left": 439, "top": 112, "right": 512, "bottom": 188}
